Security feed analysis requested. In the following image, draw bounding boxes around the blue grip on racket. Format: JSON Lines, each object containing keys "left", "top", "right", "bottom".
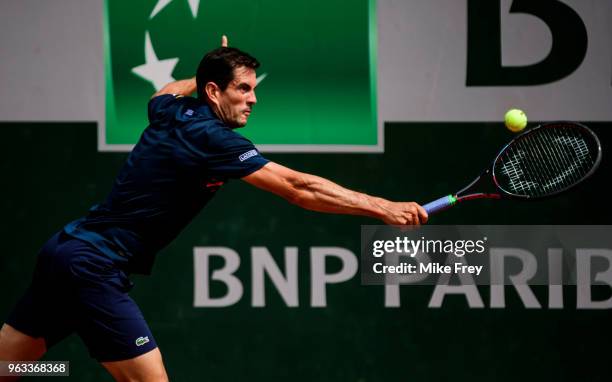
{"left": 423, "top": 195, "right": 457, "bottom": 215}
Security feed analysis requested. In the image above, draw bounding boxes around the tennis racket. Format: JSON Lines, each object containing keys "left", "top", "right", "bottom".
{"left": 423, "top": 122, "right": 602, "bottom": 215}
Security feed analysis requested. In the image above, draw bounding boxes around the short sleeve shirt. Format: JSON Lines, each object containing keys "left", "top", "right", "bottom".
{"left": 64, "top": 94, "right": 269, "bottom": 274}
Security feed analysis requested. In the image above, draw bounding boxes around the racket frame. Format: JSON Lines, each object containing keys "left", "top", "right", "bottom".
{"left": 491, "top": 122, "right": 602, "bottom": 199}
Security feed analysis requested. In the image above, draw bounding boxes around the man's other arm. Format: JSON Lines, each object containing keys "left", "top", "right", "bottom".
{"left": 242, "top": 162, "right": 428, "bottom": 225}
{"left": 151, "top": 78, "right": 197, "bottom": 99}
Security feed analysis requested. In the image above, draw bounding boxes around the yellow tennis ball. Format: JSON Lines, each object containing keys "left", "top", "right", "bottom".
{"left": 504, "top": 109, "right": 527, "bottom": 132}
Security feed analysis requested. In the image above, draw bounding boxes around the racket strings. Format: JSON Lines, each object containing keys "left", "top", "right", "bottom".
{"left": 499, "top": 149, "right": 537, "bottom": 193}
{"left": 541, "top": 127, "right": 592, "bottom": 190}
{"left": 523, "top": 128, "right": 589, "bottom": 194}
{"left": 494, "top": 124, "right": 599, "bottom": 197}
{"left": 533, "top": 127, "right": 579, "bottom": 191}
{"left": 530, "top": 131, "right": 561, "bottom": 189}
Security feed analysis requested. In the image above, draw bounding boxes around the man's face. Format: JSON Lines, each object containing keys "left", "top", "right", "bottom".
{"left": 214, "top": 66, "right": 257, "bottom": 128}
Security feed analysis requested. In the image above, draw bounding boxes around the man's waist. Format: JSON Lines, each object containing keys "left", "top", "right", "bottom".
{"left": 63, "top": 219, "right": 155, "bottom": 274}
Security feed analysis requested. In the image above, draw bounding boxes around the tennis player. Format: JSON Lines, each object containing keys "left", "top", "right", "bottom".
{"left": 0, "top": 37, "right": 427, "bottom": 381}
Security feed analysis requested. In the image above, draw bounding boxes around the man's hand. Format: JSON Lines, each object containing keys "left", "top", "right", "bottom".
{"left": 377, "top": 200, "right": 428, "bottom": 226}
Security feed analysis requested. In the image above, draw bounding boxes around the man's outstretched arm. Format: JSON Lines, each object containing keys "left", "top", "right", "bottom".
{"left": 242, "top": 162, "right": 428, "bottom": 225}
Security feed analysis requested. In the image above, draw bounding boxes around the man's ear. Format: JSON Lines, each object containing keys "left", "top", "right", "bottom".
{"left": 205, "top": 82, "right": 221, "bottom": 106}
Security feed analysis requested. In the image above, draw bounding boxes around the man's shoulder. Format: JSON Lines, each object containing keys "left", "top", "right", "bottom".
{"left": 149, "top": 94, "right": 218, "bottom": 126}
{"left": 147, "top": 95, "right": 253, "bottom": 147}
{"left": 148, "top": 94, "right": 190, "bottom": 125}
{"left": 187, "top": 119, "right": 252, "bottom": 149}
{"left": 149, "top": 93, "right": 186, "bottom": 108}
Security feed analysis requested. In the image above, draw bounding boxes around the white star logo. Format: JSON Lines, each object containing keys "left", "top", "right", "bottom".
{"left": 131, "top": 32, "right": 179, "bottom": 91}
{"left": 150, "top": 0, "right": 200, "bottom": 19}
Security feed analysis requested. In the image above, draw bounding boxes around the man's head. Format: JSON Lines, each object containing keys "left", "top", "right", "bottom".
{"left": 196, "top": 47, "right": 260, "bottom": 128}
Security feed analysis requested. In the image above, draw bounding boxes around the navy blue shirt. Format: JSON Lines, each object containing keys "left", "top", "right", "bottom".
{"left": 64, "top": 94, "right": 268, "bottom": 274}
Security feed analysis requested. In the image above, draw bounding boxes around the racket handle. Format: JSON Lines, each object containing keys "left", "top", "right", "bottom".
{"left": 423, "top": 195, "right": 457, "bottom": 215}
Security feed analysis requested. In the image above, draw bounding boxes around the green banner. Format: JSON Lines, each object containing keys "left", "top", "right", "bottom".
{"left": 104, "top": 0, "right": 378, "bottom": 151}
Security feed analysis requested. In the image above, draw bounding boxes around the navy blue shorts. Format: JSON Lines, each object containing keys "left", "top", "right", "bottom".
{"left": 5, "top": 231, "right": 157, "bottom": 362}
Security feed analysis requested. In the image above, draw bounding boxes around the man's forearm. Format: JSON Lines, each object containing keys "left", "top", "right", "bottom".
{"left": 152, "top": 77, "right": 197, "bottom": 98}
{"left": 289, "top": 173, "right": 388, "bottom": 219}
{"left": 243, "top": 162, "right": 427, "bottom": 225}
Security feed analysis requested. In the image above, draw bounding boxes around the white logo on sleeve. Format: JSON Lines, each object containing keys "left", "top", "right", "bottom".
{"left": 135, "top": 336, "right": 150, "bottom": 347}
{"left": 239, "top": 149, "right": 259, "bottom": 162}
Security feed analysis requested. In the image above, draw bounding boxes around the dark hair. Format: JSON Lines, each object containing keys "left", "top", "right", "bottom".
{"left": 196, "top": 47, "right": 260, "bottom": 100}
